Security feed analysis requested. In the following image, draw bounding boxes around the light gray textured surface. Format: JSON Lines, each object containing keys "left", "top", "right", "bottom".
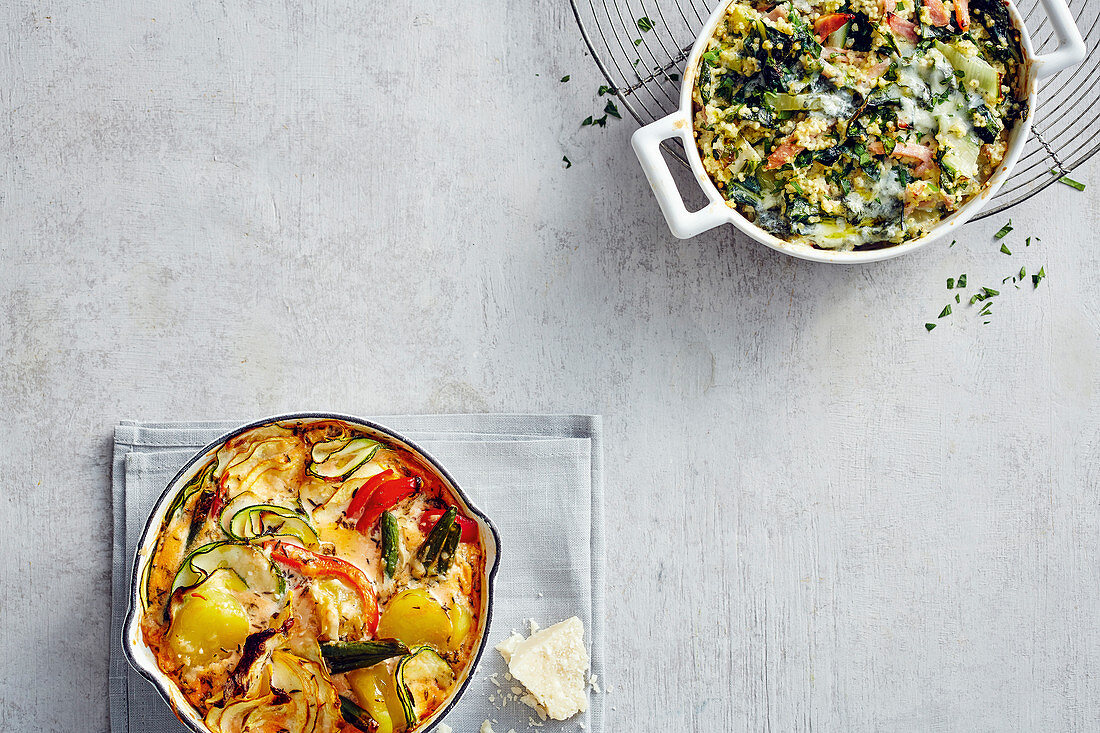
{"left": 1, "top": 0, "right": 1099, "bottom": 731}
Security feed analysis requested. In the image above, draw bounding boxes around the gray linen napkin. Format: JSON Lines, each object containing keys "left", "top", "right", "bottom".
{"left": 109, "top": 415, "right": 604, "bottom": 733}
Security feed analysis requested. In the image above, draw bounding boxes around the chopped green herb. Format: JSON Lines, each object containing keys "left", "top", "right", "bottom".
{"left": 560, "top": 75, "right": 570, "bottom": 83}
{"left": 669, "top": 73, "right": 681, "bottom": 82}
{"left": 594, "top": 114, "right": 608, "bottom": 127}
{"left": 958, "top": 274, "right": 967, "bottom": 288}
{"left": 598, "top": 85, "right": 612, "bottom": 96}
{"left": 955, "top": 294, "right": 961, "bottom": 303}
{"left": 947, "top": 278, "right": 955, "bottom": 289}
{"left": 949, "top": 240, "right": 957, "bottom": 248}
{"left": 1025, "top": 237, "right": 1031, "bottom": 247}
{"left": 1032, "top": 266, "right": 1046, "bottom": 287}
{"left": 994, "top": 220, "right": 1013, "bottom": 239}
{"left": 562, "top": 155, "right": 572, "bottom": 169}
{"left": 637, "top": 16, "right": 655, "bottom": 32}
{"left": 925, "top": 323, "right": 937, "bottom": 331}
{"left": 979, "top": 303, "right": 993, "bottom": 317}
{"left": 1000, "top": 243, "right": 1011, "bottom": 255}
{"left": 581, "top": 116, "right": 593, "bottom": 126}
{"left": 1057, "top": 174, "right": 1086, "bottom": 191}
{"left": 1018, "top": 266, "right": 1026, "bottom": 279}
{"left": 939, "top": 305, "right": 952, "bottom": 318}
{"left": 982, "top": 286, "right": 999, "bottom": 297}
{"left": 634, "top": 38, "right": 642, "bottom": 46}
{"left": 604, "top": 100, "right": 621, "bottom": 119}
{"left": 969, "top": 293, "right": 983, "bottom": 305}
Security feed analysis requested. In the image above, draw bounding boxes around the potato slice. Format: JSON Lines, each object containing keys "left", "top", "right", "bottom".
{"left": 167, "top": 569, "right": 250, "bottom": 666}
{"left": 376, "top": 588, "right": 452, "bottom": 649}
{"left": 447, "top": 603, "right": 475, "bottom": 652}
{"left": 347, "top": 665, "right": 401, "bottom": 733}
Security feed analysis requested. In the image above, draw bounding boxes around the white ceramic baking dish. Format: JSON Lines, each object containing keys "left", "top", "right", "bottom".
{"left": 123, "top": 412, "right": 502, "bottom": 733}
{"left": 632, "top": 0, "right": 1084, "bottom": 262}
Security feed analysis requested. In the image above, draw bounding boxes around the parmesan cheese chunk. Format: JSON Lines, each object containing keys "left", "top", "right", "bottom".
{"left": 480, "top": 721, "right": 495, "bottom": 733}
{"left": 496, "top": 616, "right": 589, "bottom": 721}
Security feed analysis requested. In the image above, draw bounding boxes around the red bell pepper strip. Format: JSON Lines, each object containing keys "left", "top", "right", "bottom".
{"left": 355, "top": 476, "right": 422, "bottom": 533}
{"left": 419, "top": 508, "right": 479, "bottom": 543}
{"left": 265, "top": 540, "right": 379, "bottom": 637}
{"left": 345, "top": 469, "right": 396, "bottom": 523}
{"left": 813, "top": 13, "right": 854, "bottom": 41}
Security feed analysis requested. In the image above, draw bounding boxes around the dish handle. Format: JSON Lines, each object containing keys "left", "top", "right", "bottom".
{"left": 1031, "top": 0, "right": 1085, "bottom": 79}
{"left": 631, "top": 112, "right": 728, "bottom": 239}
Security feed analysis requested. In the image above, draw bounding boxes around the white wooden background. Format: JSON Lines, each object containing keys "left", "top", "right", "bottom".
{"left": 2, "top": 0, "right": 1099, "bottom": 730}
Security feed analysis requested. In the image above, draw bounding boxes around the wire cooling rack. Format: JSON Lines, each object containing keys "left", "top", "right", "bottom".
{"left": 571, "top": 0, "right": 1100, "bottom": 219}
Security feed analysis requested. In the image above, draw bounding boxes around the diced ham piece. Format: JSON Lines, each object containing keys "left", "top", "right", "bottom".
{"left": 866, "top": 139, "right": 937, "bottom": 174}
{"left": 869, "top": 60, "right": 892, "bottom": 78}
{"left": 894, "top": 141, "right": 937, "bottom": 174}
{"left": 924, "top": 0, "right": 951, "bottom": 26}
{"left": 765, "top": 6, "right": 787, "bottom": 21}
{"left": 764, "top": 142, "right": 805, "bottom": 170}
{"left": 955, "top": 0, "right": 970, "bottom": 29}
{"left": 886, "top": 13, "right": 919, "bottom": 42}
{"left": 855, "top": 59, "right": 893, "bottom": 92}
{"left": 893, "top": 141, "right": 934, "bottom": 165}
{"left": 913, "top": 160, "right": 935, "bottom": 175}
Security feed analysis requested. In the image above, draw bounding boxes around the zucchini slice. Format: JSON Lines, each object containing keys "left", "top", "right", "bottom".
{"left": 165, "top": 459, "right": 217, "bottom": 523}
{"left": 169, "top": 540, "right": 286, "bottom": 600}
{"left": 396, "top": 646, "right": 455, "bottom": 727}
{"left": 227, "top": 503, "right": 320, "bottom": 549}
{"left": 308, "top": 438, "right": 381, "bottom": 480}
{"left": 140, "top": 553, "right": 154, "bottom": 612}
{"left": 311, "top": 437, "right": 351, "bottom": 463}
{"left": 321, "top": 639, "right": 410, "bottom": 674}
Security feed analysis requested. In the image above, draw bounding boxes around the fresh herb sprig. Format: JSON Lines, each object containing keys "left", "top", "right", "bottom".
{"left": 1054, "top": 170, "right": 1086, "bottom": 191}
